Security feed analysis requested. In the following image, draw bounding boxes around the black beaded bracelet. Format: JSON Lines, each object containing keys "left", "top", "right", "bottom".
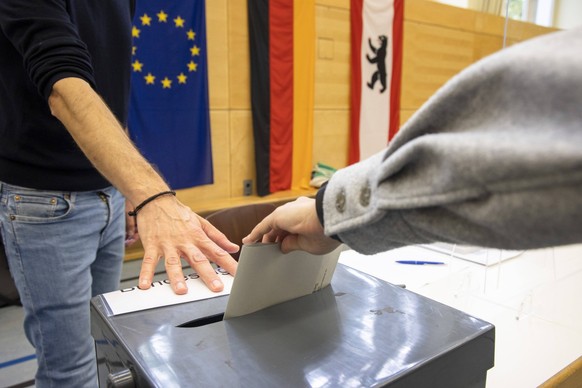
{"left": 127, "top": 190, "right": 176, "bottom": 217}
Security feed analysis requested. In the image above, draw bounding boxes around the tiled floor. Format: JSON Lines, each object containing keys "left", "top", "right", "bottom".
{"left": 2, "top": 245, "right": 581, "bottom": 387}
{"left": 0, "top": 304, "right": 35, "bottom": 388}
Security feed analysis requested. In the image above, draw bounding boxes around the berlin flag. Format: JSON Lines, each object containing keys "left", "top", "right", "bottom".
{"left": 349, "top": 0, "right": 404, "bottom": 164}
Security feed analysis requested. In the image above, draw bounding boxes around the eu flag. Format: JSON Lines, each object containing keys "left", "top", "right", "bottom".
{"left": 128, "top": 0, "right": 213, "bottom": 189}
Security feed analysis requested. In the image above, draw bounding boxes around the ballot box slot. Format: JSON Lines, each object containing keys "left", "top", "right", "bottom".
{"left": 177, "top": 312, "right": 224, "bottom": 328}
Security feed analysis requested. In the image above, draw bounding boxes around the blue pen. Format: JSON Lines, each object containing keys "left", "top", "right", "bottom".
{"left": 396, "top": 260, "right": 445, "bottom": 265}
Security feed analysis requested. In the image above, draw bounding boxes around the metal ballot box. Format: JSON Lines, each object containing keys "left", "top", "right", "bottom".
{"left": 91, "top": 264, "right": 495, "bottom": 387}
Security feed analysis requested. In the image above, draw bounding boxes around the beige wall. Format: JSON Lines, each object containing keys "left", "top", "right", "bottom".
{"left": 177, "top": 0, "right": 557, "bottom": 206}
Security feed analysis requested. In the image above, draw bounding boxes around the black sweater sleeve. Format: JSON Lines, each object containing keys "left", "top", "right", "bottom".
{"left": 0, "top": 0, "right": 95, "bottom": 100}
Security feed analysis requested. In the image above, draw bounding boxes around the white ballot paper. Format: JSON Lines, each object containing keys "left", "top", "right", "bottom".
{"left": 101, "top": 269, "right": 234, "bottom": 316}
{"left": 101, "top": 243, "right": 342, "bottom": 317}
{"left": 223, "top": 243, "right": 343, "bottom": 320}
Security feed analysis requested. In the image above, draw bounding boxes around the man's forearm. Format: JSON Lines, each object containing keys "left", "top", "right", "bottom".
{"left": 48, "top": 77, "right": 169, "bottom": 204}
{"left": 48, "top": 77, "right": 239, "bottom": 295}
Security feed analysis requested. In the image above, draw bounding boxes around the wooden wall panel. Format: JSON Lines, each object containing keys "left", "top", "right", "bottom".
{"left": 506, "top": 18, "right": 559, "bottom": 41}
{"left": 228, "top": 0, "right": 251, "bottom": 110}
{"left": 406, "top": 0, "right": 478, "bottom": 31}
{"left": 229, "top": 110, "right": 256, "bottom": 196}
{"left": 473, "top": 10, "right": 506, "bottom": 35}
{"left": 317, "top": 0, "right": 349, "bottom": 9}
{"left": 401, "top": 20, "right": 475, "bottom": 111}
{"left": 473, "top": 33, "right": 504, "bottom": 61}
{"left": 313, "top": 110, "right": 350, "bottom": 169}
{"left": 206, "top": 0, "right": 228, "bottom": 109}
{"left": 227, "top": 0, "right": 254, "bottom": 196}
{"left": 313, "top": 2, "right": 350, "bottom": 170}
{"left": 315, "top": 4, "right": 351, "bottom": 109}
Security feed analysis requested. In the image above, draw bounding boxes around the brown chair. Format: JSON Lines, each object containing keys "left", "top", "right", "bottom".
{"left": 205, "top": 203, "right": 277, "bottom": 261}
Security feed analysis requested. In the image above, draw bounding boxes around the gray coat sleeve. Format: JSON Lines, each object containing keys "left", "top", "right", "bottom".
{"left": 323, "top": 27, "right": 582, "bottom": 254}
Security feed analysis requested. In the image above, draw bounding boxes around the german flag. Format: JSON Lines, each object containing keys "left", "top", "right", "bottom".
{"left": 248, "top": 0, "right": 315, "bottom": 196}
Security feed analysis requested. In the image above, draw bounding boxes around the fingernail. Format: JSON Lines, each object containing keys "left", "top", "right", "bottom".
{"left": 175, "top": 281, "right": 187, "bottom": 293}
{"left": 212, "top": 279, "right": 223, "bottom": 290}
{"left": 139, "top": 279, "right": 150, "bottom": 289}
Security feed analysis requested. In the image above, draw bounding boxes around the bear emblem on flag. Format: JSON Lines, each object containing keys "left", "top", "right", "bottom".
{"left": 366, "top": 35, "right": 389, "bottom": 93}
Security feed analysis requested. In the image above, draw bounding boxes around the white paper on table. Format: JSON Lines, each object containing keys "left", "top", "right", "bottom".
{"left": 101, "top": 268, "right": 233, "bottom": 316}
{"left": 224, "top": 243, "right": 343, "bottom": 320}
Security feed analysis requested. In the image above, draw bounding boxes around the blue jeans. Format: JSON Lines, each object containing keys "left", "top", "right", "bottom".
{"left": 0, "top": 182, "right": 125, "bottom": 388}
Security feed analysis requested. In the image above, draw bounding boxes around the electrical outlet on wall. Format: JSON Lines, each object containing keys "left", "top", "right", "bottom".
{"left": 243, "top": 179, "right": 252, "bottom": 196}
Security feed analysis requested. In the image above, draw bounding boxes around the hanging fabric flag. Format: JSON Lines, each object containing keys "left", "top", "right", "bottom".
{"left": 128, "top": 0, "right": 213, "bottom": 189}
{"left": 248, "top": 0, "right": 316, "bottom": 196}
{"left": 349, "top": 0, "right": 404, "bottom": 164}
